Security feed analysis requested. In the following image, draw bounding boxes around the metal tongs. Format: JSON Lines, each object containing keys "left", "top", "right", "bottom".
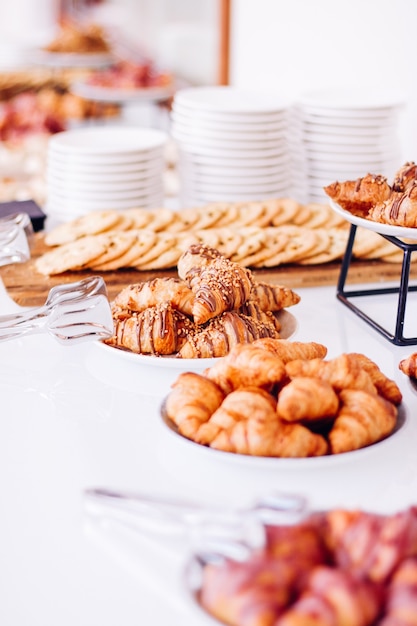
{"left": 84, "top": 487, "right": 308, "bottom": 561}
{"left": 0, "top": 212, "right": 32, "bottom": 267}
{"left": 0, "top": 276, "right": 114, "bottom": 344}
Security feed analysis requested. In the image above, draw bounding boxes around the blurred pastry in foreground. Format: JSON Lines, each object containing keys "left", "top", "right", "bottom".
{"left": 399, "top": 352, "right": 417, "bottom": 378}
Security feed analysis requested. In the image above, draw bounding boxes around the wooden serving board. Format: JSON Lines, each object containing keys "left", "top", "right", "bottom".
{"left": 1, "top": 233, "right": 415, "bottom": 307}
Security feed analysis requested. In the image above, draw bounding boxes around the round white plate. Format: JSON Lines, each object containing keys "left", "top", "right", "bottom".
{"left": 174, "top": 141, "right": 286, "bottom": 159}
{"left": 296, "top": 88, "right": 405, "bottom": 110}
{"left": 160, "top": 401, "right": 407, "bottom": 469}
{"left": 171, "top": 130, "right": 286, "bottom": 151}
{"left": 47, "top": 165, "right": 163, "bottom": 185}
{"left": 174, "top": 86, "right": 289, "bottom": 114}
{"left": 47, "top": 146, "right": 165, "bottom": 166}
{"left": 46, "top": 181, "right": 163, "bottom": 201}
{"left": 170, "top": 111, "right": 288, "bottom": 133}
{"left": 329, "top": 199, "right": 417, "bottom": 240}
{"left": 71, "top": 80, "right": 173, "bottom": 103}
{"left": 178, "top": 150, "right": 289, "bottom": 168}
{"left": 48, "top": 126, "right": 167, "bottom": 155}
{"left": 179, "top": 168, "right": 291, "bottom": 186}
{"left": 32, "top": 48, "right": 113, "bottom": 68}
{"left": 182, "top": 187, "right": 290, "bottom": 205}
{"left": 180, "top": 178, "right": 290, "bottom": 195}
{"left": 96, "top": 341, "right": 220, "bottom": 370}
{"left": 47, "top": 157, "right": 165, "bottom": 175}
{"left": 171, "top": 120, "right": 287, "bottom": 141}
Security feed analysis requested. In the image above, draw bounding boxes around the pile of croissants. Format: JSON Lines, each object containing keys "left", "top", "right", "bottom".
{"left": 104, "top": 243, "right": 300, "bottom": 358}
{"left": 199, "top": 504, "right": 417, "bottom": 626}
{"left": 324, "top": 161, "right": 417, "bottom": 228}
{"left": 164, "top": 336, "right": 403, "bottom": 458}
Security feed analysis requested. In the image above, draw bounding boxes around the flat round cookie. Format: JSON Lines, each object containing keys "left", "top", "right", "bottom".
{"left": 230, "top": 226, "right": 267, "bottom": 262}
{"left": 89, "top": 231, "right": 140, "bottom": 270}
{"left": 194, "top": 228, "right": 220, "bottom": 249}
{"left": 235, "top": 202, "right": 265, "bottom": 226}
{"left": 44, "top": 210, "right": 121, "bottom": 246}
{"left": 212, "top": 228, "right": 243, "bottom": 258}
{"left": 269, "top": 198, "right": 301, "bottom": 226}
{"left": 122, "top": 208, "right": 154, "bottom": 229}
{"left": 298, "top": 229, "right": 348, "bottom": 264}
{"left": 135, "top": 247, "right": 182, "bottom": 270}
{"left": 211, "top": 203, "right": 241, "bottom": 227}
{"left": 130, "top": 231, "right": 178, "bottom": 266}
{"left": 262, "top": 226, "right": 318, "bottom": 266}
{"left": 188, "top": 203, "right": 227, "bottom": 230}
{"left": 250, "top": 227, "right": 292, "bottom": 267}
{"left": 35, "top": 233, "right": 112, "bottom": 275}
{"left": 299, "top": 203, "right": 334, "bottom": 229}
{"left": 145, "top": 207, "right": 177, "bottom": 232}
{"left": 352, "top": 228, "right": 386, "bottom": 258}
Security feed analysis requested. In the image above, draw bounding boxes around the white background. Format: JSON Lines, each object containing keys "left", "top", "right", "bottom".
{"left": 229, "top": 0, "right": 417, "bottom": 160}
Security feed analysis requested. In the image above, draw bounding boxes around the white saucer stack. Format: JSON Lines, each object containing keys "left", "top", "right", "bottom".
{"left": 170, "top": 86, "right": 291, "bottom": 206}
{"left": 46, "top": 126, "right": 167, "bottom": 221}
{"left": 291, "top": 89, "right": 405, "bottom": 204}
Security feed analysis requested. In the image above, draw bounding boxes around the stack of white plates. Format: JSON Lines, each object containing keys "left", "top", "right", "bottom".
{"left": 170, "top": 86, "right": 291, "bottom": 205}
{"left": 291, "top": 89, "right": 405, "bottom": 204}
{"left": 46, "top": 126, "right": 167, "bottom": 221}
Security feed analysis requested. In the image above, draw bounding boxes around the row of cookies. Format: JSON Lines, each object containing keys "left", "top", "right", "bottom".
{"left": 35, "top": 220, "right": 411, "bottom": 275}
{"left": 43, "top": 199, "right": 345, "bottom": 247}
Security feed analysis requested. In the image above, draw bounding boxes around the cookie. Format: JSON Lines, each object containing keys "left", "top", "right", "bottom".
{"left": 35, "top": 233, "right": 112, "bottom": 275}
{"left": 298, "top": 229, "right": 348, "bottom": 264}
{"left": 44, "top": 210, "right": 121, "bottom": 246}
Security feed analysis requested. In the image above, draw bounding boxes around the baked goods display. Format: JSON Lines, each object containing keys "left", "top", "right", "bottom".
{"left": 197, "top": 504, "right": 417, "bottom": 626}
{"left": 324, "top": 161, "right": 417, "bottom": 228}
{"left": 34, "top": 198, "right": 413, "bottom": 276}
{"left": 103, "top": 244, "right": 300, "bottom": 358}
{"left": 164, "top": 337, "right": 402, "bottom": 458}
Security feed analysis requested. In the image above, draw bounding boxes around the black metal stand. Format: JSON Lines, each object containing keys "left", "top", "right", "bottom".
{"left": 337, "top": 224, "right": 417, "bottom": 346}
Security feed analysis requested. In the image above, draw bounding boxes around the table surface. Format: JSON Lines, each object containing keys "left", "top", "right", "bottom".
{"left": 1, "top": 273, "right": 417, "bottom": 626}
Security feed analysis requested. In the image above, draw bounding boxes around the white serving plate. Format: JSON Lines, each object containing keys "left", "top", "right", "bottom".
{"left": 46, "top": 182, "right": 163, "bottom": 201}
{"left": 180, "top": 178, "right": 290, "bottom": 195}
{"left": 170, "top": 121, "right": 287, "bottom": 142}
{"left": 178, "top": 150, "right": 289, "bottom": 169}
{"left": 174, "top": 141, "right": 286, "bottom": 159}
{"left": 47, "top": 165, "right": 163, "bottom": 185}
{"left": 47, "top": 146, "right": 165, "bottom": 166}
{"left": 174, "top": 86, "right": 289, "bottom": 114}
{"left": 170, "top": 111, "right": 288, "bottom": 133}
{"left": 71, "top": 80, "right": 174, "bottom": 103}
{"left": 328, "top": 199, "right": 417, "bottom": 240}
{"left": 160, "top": 401, "right": 408, "bottom": 469}
{"left": 47, "top": 157, "right": 165, "bottom": 175}
{"left": 48, "top": 126, "right": 167, "bottom": 155}
{"left": 171, "top": 129, "right": 286, "bottom": 151}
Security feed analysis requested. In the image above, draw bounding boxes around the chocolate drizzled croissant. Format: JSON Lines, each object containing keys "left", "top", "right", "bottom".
{"left": 178, "top": 244, "right": 254, "bottom": 325}
{"left": 178, "top": 310, "right": 280, "bottom": 359}
{"left": 112, "top": 277, "right": 194, "bottom": 316}
{"left": 104, "top": 302, "right": 195, "bottom": 355}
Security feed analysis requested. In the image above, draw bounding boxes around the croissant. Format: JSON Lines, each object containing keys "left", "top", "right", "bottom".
{"left": 238, "top": 300, "right": 282, "bottom": 333}
{"left": 204, "top": 389, "right": 328, "bottom": 457}
{"left": 382, "top": 557, "right": 417, "bottom": 625}
{"left": 324, "top": 173, "right": 392, "bottom": 218}
{"left": 178, "top": 244, "right": 254, "bottom": 324}
{"left": 285, "top": 354, "right": 377, "bottom": 395}
{"left": 112, "top": 277, "right": 194, "bottom": 316}
{"left": 399, "top": 352, "right": 417, "bottom": 378}
{"left": 276, "top": 565, "right": 381, "bottom": 626}
{"left": 392, "top": 161, "right": 417, "bottom": 192}
{"left": 164, "top": 371, "right": 225, "bottom": 439}
{"left": 346, "top": 353, "right": 402, "bottom": 404}
{"left": 104, "top": 302, "right": 195, "bottom": 355}
{"left": 196, "top": 387, "right": 277, "bottom": 447}
{"left": 177, "top": 242, "right": 223, "bottom": 279}
{"left": 178, "top": 311, "right": 280, "bottom": 359}
{"left": 368, "top": 184, "right": 417, "bottom": 227}
{"left": 322, "top": 506, "right": 417, "bottom": 584}
{"left": 204, "top": 343, "right": 287, "bottom": 394}
{"left": 251, "top": 338, "right": 328, "bottom": 363}
{"left": 249, "top": 281, "right": 301, "bottom": 311}
{"left": 276, "top": 377, "right": 339, "bottom": 423}
{"left": 328, "top": 389, "right": 397, "bottom": 454}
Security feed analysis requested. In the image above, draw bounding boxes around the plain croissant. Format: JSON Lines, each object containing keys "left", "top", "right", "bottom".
{"left": 251, "top": 338, "right": 328, "bottom": 363}
{"left": 276, "top": 377, "right": 339, "bottom": 423}
{"left": 164, "top": 371, "right": 225, "bottom": 440}
{"left": 205, "top": 388, "right": 328, "bottom": 457}
{"left": 328, "top": 388, "right": 397, "bottom": 454}
{"left": 204, "top": 342, "right": 287, "bottom": 394}
{"left": 399, "top": 352, "right": 417, "bottom": 378}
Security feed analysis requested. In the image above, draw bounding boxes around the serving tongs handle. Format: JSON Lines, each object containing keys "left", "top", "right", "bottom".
{"left": 0, "top": 212, "right": 32, "bottom": 267}
{"left": 84, "top": 487, "right": 308, "bottom": 561}
{"left": 0, "top": 276, "right": 114, "bottom": 344}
